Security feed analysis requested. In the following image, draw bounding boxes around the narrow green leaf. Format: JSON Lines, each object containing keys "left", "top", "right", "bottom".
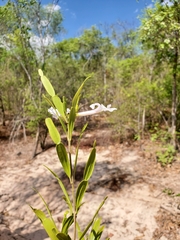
{"left": 45, "top": 118, "right": 61, "bottom": 144}
{"left": 79, "top": 197, "right": 108, "bottom": 240}
{"left": 76, "top": 180, "right": 88, "bottom": 211}
{"left": 61, "top": 215, "right": 73, "bottom": 234}
{"left": 72, "top": 76, "right": 90, "bottom": 111}
{"left": 38, "top": 69, "right": 55, "bottom": 97}
{"left": 62, "top": 96, "right": 67, "bottom": 114}
{"left": 89, "top": 218, "right": 104, "bottom": 240}
{"left": 76, "top": 223, "right": 85, "bottom": 240}
{"left": 56, "top": 143, "right": 71, "bottom": 178}
{"left": 83, "top": 147, "right": 96, "bottom": 181}
{"left": 81, "top": 123, "right": 88, "bottom": 133}
{"left": 30, "top": 207, "right": 60, "bottom": 240}
{"left": 92, "top": 218, "right": 101, "bottom": 232}
{"left": 30, "top": 207, "right": 46, "bottom": 221}
{"left": 68, "top": 107, "right": 76, "bottom": 141}
{"left": 44, "top": 165, "right": 73, "bottom": 213}
{"left": 43, "top": 94, "right": 54, "bottom": 106}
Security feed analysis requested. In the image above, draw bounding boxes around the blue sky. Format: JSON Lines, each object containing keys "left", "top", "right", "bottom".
{"left": 0, "top": 0, "right": 153, "bottom": 39}
{"left": 58, "top": 0, "right": 153, "bottom": 38}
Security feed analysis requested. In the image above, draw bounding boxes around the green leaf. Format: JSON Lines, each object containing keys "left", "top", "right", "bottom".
{"left": 61, "top": 215, "right": 73, "bottom": 234}
{"left": 164, "top": 39, "right": 170, "bottom": 44}
{"left": 45, "top": 118, "right": 61, "bottom": 144}
{"left": 62, "top": 96, "right": 67, "bottom": 114}
{"left": 76, "top": 180, "right": 88, "bottom": 211}
{"left": 89, "top": 218, "right": 104, "bottom": 240}
{"left": 52, "top": 95, "right": 67, "bottom": 122}
{"left": 43, "top": 94, "right": 54, "bottom": 106}
{"left": 72, "top": 76, "right": 90, "bottom": 112}
{"left": 38, "top": 69, "right": 55, "bottom": 97}
{"left": 56, "top": 232, "right": 71, "bottom": 240}
{"left": 44, "top": 165, "right": 73, "bottom": 213}
{"left": 68, "top": 107, "right": 76, "bottom": 141}
{"left": 56, "top": 143, "right": 71, "bottom": 178}
{"left": 92, "top": 218, "right": 101, "bottom": 232}
{"left": 38, "top": 69, "right": 44, "bottom": 77}
{"left": 83, "top": 147, "right": 96, "bottom": 181}
{"left": 30, "top": 207, "right": 60, "bottom": 240}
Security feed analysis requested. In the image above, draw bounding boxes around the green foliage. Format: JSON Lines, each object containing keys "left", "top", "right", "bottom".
{"left": 45, "top": 118, "right": 61, "bottom": 144}
{"left": 139, "top": 0, "right": 180, "bottom": 149}
{"left": 150, "top": 125, "right": 171, "bottom": 143}
{"left": 163, "top": 188, "right": 175, "bottom": 196}
{"left": 156, "top": 144, "right": 176, "bottom": 166}
{"left": 56, "top": 143, "right": 71, "bottom": 179}
{"left": 162, "top": 188, "right": 180, "bottom": 197}
{"left": 139, "top": 1, "right": 180, "bottom": 64}
{"left": 39, "top": 69, "right": 56, "bottom": 97}
{"left": 109, "top": 54, "right": 169, "bottom": 137}
{"left": 0, "top": 0, "right": 64, "bottom": 146}
{"left": 83, "top": 147, "right": 96, "bottom": 181}
{"left": 30, "top": 207, "right": 61, "bottom": 240}
{"left": 76, "top": 180, "right": 88, "bottom": 211}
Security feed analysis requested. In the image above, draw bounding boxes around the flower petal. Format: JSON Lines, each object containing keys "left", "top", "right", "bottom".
{"left": 48, "top": 107, "right": 60, "bottom": 119}
{"left": 77, "top": 103, "right": 117, "bottom": 116}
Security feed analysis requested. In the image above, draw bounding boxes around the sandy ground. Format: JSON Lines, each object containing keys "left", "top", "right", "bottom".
{"left": 0, "top": 135, "right": 180, "bottom": 240}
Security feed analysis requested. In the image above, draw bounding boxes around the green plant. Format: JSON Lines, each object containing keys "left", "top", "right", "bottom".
{"left": 163, "top": 188, "right": 175, "bottom": 196}
{"left": 29, "top": 69, "right": 117, "bottom": 240}
{"left": 150, "top": 124, "right": 171, "bottom": 143}
{"left": 156, "top": 144, "right": 176, "bottom": 166}
{"left": 163, "top": 188, "right": 180, "bottom": 198}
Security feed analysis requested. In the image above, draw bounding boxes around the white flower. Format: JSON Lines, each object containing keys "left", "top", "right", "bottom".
{"left": 77, "top": 103, "right": 117, "bottom": 116}
{"left": 48, "top": 107, "right": 70, "bottom": 120}
{"left": 48, "top": 107, "right": 60, "bottom": 119}
{"left": 48, "top": 103, "right": 117, "bottom": 119}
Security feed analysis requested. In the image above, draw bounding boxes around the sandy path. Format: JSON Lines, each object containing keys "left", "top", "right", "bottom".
{"left": 0, "top": 139, "right": 180, "bottom": 240}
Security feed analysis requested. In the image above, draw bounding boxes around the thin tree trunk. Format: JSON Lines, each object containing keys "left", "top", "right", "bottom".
{"left": 142, "top": 107, "right": 146, "bottom": 139}
{"left": 32, "top": 125, "right": 40, "bottom": 158}
{"left": 103, "top": 56, "right": 107, "bottom": 103}
{"left": 171, "top": 47, "right": 178, "bottom": 150}
{"left": 0, "top": 93, "right": 5, "bottom": 126}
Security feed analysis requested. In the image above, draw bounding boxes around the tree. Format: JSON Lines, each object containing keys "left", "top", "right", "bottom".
{"left": 0, "top": 0, "right": 64, "bottom": 156}
{"left": 139, "top": 0, "right": 180, "bottom": 149}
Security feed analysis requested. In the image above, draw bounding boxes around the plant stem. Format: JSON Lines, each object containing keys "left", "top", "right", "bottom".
{"left": 68, "top": 139, "right": 77, "bottom": 240}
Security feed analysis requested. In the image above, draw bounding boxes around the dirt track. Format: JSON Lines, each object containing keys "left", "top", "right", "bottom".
{"left": 0, "top": 134, "right": 180, "bottom": 240}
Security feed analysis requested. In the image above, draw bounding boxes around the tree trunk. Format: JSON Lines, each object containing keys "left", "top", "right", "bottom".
{"left": 0, "top": 93, "right": 5, "bottom": 126}
{"left": 171, "top": 47, "right": 178, "bottom": 150}
{"left": 32, "top": 123, "right": 48, "bottom": 158}
{"left": 32, "top": 125, "right": 40, "bottom": 158}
